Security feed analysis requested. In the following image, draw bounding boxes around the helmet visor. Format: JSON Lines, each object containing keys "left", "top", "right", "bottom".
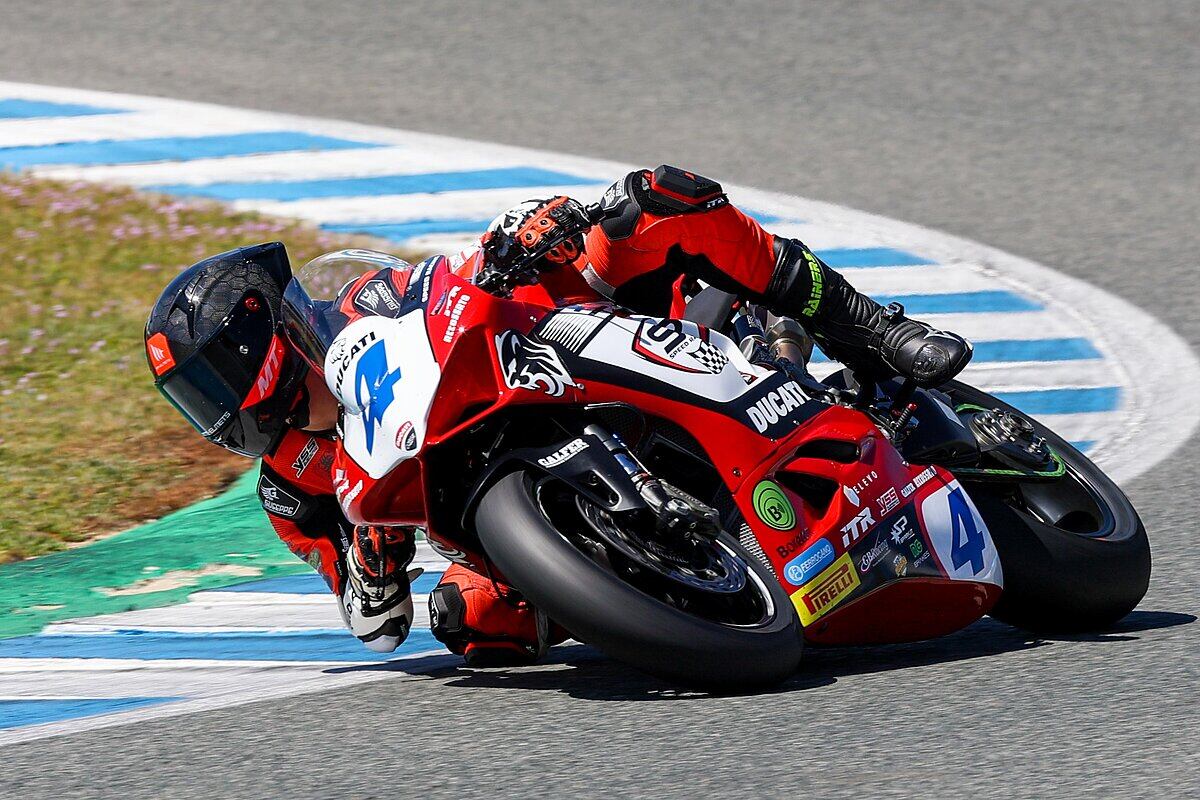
{"left": 157, "top": 294, "right": 286, "bottom": 456}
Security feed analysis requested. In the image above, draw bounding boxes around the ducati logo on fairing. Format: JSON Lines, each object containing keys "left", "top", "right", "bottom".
{"left": 840, "top": 507, "right": 876, "bottom": 548}
{"left": 746, "top": 380, "right": 809, "bottom": 434}
{"left": 332, "top": 330, "right": 379, "bottom": 389}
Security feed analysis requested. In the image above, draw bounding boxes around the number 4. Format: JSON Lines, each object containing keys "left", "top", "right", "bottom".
{"left": 948, "top": 487, "right": 986, "bottom": 575}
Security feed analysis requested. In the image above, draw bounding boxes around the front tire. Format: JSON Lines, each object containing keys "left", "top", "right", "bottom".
{"left": 474, "top": 472, "right": 803, "bottom": 688}
{"left": 943, "top": 381, "right": 1151, "bottom": 632}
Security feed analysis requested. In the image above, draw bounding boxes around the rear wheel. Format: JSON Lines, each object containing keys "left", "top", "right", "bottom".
{"left": 941, "top": 381, "right": 1150, "bottom": 631}
{"left": 474, "top": 471, "right": 803, "bottom": 688}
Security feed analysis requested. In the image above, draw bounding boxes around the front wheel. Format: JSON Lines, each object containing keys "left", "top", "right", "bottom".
{"left": 473, "top": 471, "right": 803, "bottom": 688}
{"left": 941, "top": 381, "right": 1151, "bottom": 632}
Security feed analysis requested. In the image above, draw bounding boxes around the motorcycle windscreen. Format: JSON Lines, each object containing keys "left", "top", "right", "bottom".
{"left": 283, "top": 249, "right": 414, "bottom": 373}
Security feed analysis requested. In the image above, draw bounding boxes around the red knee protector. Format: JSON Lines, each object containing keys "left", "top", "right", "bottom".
{"left": 429, "top": 564, "right": 544, "bottom": 666}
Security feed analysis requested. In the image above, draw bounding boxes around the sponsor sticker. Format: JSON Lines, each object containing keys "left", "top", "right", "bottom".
{"left": 840, "top": 506, "right": 876, "bottom": 548}
{"left": 146, "top": 332, "right": 176, "bottom": 376}
{"left": 631, "top": 318, "right": 728, "bottom": 375}
{"left": 200, "top": 411, "right": 232, "bottom": 437}
{"left": 752, "top": 480, "right": 796, "bottom": 531}
{"left": 857, "top": 539, "right": 891, "bottom": 573}
{"left": 242, "top": 334, "right": 286, "bottom": 409}
{"left": 333, "top": 468, "right": 363, "bottom": 513}
{"left": 258, "top": 474, "right": 302, "bottom": 518}
{"left": 851, "top": 470, "right": 878, "bottom": 495}
{"left": 775, "top": 530, "right": 808, "bottom": 559}
{"left": 291, "top": 437, "right": 319, "bottom": 477}
{"left": 790, "top": 552, "right": 861, "bottom": 625}
{"left": 890, "top": 515, "right": 915, "bottom": 545}
{"left": 783, "top": 537, "right": 835, "bottom": 586}
{"left": 305, "top": 549, "right": 325, "bottom": 571}
{"left": 442, "top": 293, "right": 470, "bottom": 343}
{"left": 877, "top": 486, "right": 900, "bottom": 515}
{"left": 893, "top": 554, "right": 909, "bottom": 576}
{"left": 600, "top": 179, "right": 628, "bottom": 211}
{"left": 395, "top": 421, "right": 419, "bottom": 453}
{"left": 353, "top": 278, "right": 402, "bottom": 317}
{"left": 901, "top": 465, "right": 938, "bottom": 498}
{"left": 537, "top": 438, "right": 588, "bottom": 469}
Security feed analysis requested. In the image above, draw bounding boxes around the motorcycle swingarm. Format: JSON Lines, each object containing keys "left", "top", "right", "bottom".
{"left": 459, "top": 435, "right": 648, "bottom": 531}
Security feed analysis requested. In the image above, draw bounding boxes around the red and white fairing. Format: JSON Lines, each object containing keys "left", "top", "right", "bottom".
{"left": 317, "top": 255, "right": 1005, "bottom": 645}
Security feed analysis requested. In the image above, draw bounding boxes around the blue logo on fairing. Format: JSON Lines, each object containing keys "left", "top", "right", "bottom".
{"left": 783, "top": 538, "right": 835, "bottom": 586}
{"left": 948, "top": 486, "right": 986, "bottom": 574}
{"left": 354, "top": 339, "right": 401, "bottom": 453}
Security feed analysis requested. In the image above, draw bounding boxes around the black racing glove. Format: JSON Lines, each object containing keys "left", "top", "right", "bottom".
{"left": 476, "top": 196, "right": 595, "bottom": 296}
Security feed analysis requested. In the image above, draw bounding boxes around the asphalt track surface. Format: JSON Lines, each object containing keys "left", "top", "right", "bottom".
{"left": 3, "top": 2, "right": 1198, "bottom": 797}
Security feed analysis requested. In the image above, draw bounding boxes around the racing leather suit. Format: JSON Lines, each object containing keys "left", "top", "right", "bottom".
{"left": 259, "top": 165, "right": 970, "bottom": 663}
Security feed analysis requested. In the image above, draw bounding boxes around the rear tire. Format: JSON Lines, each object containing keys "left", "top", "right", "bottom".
{"left": 474, "top": 472, "right": 803, "bottom": 688}
{"left": 943, "top": 381, "right": 1151, "bottom": 632}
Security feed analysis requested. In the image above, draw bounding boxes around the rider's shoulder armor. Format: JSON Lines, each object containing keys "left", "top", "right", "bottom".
{"left": 597, "top": 165, "right": 729, "bottom": 241}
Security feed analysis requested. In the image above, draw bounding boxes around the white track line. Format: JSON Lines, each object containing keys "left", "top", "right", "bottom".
{"left": 0, "top": 109, "right": 290, "bottom": 148}
{"left": 1, "top": 80, "right": 1196, "bottom": 745}
{"left": 232, "top": 184, "right": 608, "bottom": 224}
{"left": 36, "top": 147, "right": 509, "bottom": 185}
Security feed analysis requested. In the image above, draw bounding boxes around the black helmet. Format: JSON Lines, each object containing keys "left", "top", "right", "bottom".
{"left": 145, "top": 242, "right": 309, "bottom": 458}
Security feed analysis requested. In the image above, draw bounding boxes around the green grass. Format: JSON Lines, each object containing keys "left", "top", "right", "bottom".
{"left": 0, "top": 172, "right": 404, "bottom": 561}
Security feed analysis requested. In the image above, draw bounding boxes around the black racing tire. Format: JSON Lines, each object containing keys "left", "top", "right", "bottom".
{"left": 943, "top": 381, "right": 1151, "bottom": 632}
{"left": 474, "top": 471, "right": 803, "bottom": 688}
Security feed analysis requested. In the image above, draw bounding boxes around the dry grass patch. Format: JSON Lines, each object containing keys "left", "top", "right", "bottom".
{"left": 0, "top": 172, "right": 413, "bottom": 561}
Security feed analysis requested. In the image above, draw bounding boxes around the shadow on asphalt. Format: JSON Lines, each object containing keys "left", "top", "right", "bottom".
{"left": 325, "top": 610, "right": 1193, "bottom": 702}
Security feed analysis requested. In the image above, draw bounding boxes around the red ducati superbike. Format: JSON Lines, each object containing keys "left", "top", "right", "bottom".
{"left": 284, "top": 249, "right": 1150, "bottom": 688}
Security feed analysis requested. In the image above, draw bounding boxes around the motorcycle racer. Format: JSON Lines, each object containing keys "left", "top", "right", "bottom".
{"left": 144, "top": 166, "right": 971, "bottom": 665}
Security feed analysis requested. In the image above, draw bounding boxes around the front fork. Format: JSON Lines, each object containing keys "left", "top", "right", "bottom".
{"left": 583, "top": 423, "right": 721, "bottom": 539}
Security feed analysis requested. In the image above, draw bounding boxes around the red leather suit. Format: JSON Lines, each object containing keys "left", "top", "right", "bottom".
{"left": 260, "top": 166, "right": 786, "bottom": 661}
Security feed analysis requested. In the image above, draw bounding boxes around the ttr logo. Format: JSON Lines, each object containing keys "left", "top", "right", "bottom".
{"left": 840, "top": 507, "right": 875, "bottom": 548}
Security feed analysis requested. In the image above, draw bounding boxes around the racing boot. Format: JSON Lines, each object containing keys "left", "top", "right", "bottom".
{"left": 765, "top": 237, "right": 972, "bottom": 387}
{"left": 342, "top": 525, "right": 419, "bottom": 653}
{"left": 429, "top": 564, "right": 568, "bottom": 667}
